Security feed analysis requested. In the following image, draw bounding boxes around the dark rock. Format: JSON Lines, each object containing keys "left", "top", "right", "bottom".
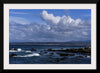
{"left": 10, "top": 53, "right": 17, "bottom": 57}
{"left": 30, "top": 48, "right": 36, "bottom": 51}
{"left": 9, "top": 48, "right": 12, "bottom": 50}
{"left": 60, "top": 57, "right": 66, "bottom": 60}
{"left": 47, "top": 47, "right": 91, "bottom": 54}
{"left": 84, "top": 47, "right": 91, "bottom": 50}
{"left": 55, "top": 58, "right": 60, "bottom": 62}
{"left": 84, "top": 47, "right": 91, "bottom": 53}
{"left": 58, "top": 53, "right": 75, "bottom": 56}
{"left": 47, "top": 48, "right": 52, "bottom": 51}
{"left": 14, "top": 48, "right": 17, "bottom": 50}
{"left": 9, "top": 48, "right": 17, "bottom": 51}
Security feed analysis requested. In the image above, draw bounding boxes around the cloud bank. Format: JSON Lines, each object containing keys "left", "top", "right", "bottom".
{"left": 9, "top": 10, "right": 91, "bottom": 42}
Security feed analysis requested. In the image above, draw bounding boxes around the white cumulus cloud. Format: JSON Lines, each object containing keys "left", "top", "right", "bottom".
{"left": 41, "top": 10, "right": 61, "bottom": 24}
{"left": 9, "top": 10, "right": 91, "bottom": 42}
{"left": 40, "top": 10, "right": 86, "bottom": 32}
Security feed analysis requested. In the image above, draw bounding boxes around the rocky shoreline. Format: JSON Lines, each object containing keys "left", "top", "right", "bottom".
{"left": 9, "top": 47, "right": 91, "bottom": 57}
{"left": 47, "top": 47, "right": 91, "bottom": 53}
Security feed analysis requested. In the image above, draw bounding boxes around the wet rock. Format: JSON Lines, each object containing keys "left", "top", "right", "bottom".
{"left": 10, "top": 53, "right": 17, "bottom": 57}
{"left": 60, "top": 57, "right": 66, "bottom": 60}
{"left": 58, "top": 53, "right": 75, "bottom": 56}
{"left": 14, "top": 48, "right": 17, "bottom": 51}
{"left": 84, "top": 47, "right": 91, "bottom": 53}
{"left": 56, "top": 58, "right": 60, "bottom": 62}
{"left": 30, "top": 48, "right": 36, "bottom": 51}
{"left": 46, "top": 47, "right": 91, "bottom": 53}
{"left": 9, "top": 48, "right": 17, "bottom": 51}
{"left": 84, "top": 47, "right": 91, "bottom": 50}
{"left": 54, "top": 58, "right": 60, "bottom": 63}
{"left": 9, "top": 48, "right": 12, "bottom": 50}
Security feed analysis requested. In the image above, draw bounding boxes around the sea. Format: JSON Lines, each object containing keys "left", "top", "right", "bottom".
{"left": 9, "top": 45, "right": 91, "bottom": 64}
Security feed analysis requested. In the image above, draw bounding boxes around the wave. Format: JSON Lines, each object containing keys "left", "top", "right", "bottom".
{"left": 14, "top": 53, "right": 40, "bottom": 57}
{"left": 86, "top": 56, "right": 90, "bottom": 58}
{"left": 9, "top": 50, "right": 18, "bottom": 52}
{"left": 25, "top": 50, "right": 32, "bottom": 53}
{"left": 9, "top": 50, "right": 28, "bottom": 52}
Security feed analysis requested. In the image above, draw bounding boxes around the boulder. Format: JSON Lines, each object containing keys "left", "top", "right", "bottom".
{"left": 10, "top": 53, "right": 17, "bottom": 57}
{"left": 60, "top": 57, "right": 66, "bottom": 60}
{"left": 59, "top": 53, "right": 75, "bottom": 56}
{"left": 30, "top": 48, "right": 36, "bottom": 51}
{"left": 47, "top": 48, "right": 52, "bottom": 51}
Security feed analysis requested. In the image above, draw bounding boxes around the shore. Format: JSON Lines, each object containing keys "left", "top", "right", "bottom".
{"left": 47, "top": 47, "right": 91, "bottom": 53}
{"left": 9, "top": 47, "right": 91, "bottom": 57}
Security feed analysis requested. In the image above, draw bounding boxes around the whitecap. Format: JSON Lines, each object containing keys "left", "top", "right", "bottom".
{"left": 9, "top": 50, "right": 18, "bottom": 52}
{"left": 14, "top": 53, "right": 40, "bottom": 57}
{"left": 86, "top": 56, "right": 91, "bottom": 58}
{"left": 25, "top": 50, "right": 32, "bottom": 53}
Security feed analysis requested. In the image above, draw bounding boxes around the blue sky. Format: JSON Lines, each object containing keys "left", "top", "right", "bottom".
{"left": 9, "top": 9, "right": 91, "bottom": 42}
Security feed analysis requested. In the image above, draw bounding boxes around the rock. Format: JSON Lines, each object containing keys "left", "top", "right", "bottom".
{"left": 9, "top": 48, "right": 12, "bottom": 50}
{"left": 13, "top": 48, "right": 17, "bottom": 50}
{"left": 60, "top": 57, "right": 66, "bottom": 60}
{"left": 55, "top": 58, "right": 60, "bottom": 62}
{"left": 58, "top": 53, "right": 75, "bottom": 56}
{"left": 84, "top": 47, "right": 91, "bottom": 53}
{"left": 47, "top": 48, "right": 52, "bottom": 51}
{"left": 69, "top": 49, "right": 77, "bottom": 53}
{"left": 30, "top": 48, "right": 36, "bottom": 51}
{"left": 10, "top": 48, "right": 17, "bottom": 51}
{"left": 84, "top": 47, "right": 91, "bottom": 50}
{"left": 10, "top": 53, "right": 17, "bottom": 57}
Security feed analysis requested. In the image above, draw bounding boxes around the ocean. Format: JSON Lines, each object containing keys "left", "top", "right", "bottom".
{"left": 9, "top": 45, "right": 91, "bottom": 64}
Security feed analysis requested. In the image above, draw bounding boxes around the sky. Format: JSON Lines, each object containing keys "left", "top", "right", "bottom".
{"left": 9, "top": 9, "right": 91, "bottom": 42}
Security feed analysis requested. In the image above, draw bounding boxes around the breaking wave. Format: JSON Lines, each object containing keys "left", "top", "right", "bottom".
{"left": 14, "top": 53, "right": 40, "bottom": 57}
{"left": 25, "top": 51, "right": 32, "bottom": 53}
{"left": 9, "top": 50, "right": 18, "bottom": 52}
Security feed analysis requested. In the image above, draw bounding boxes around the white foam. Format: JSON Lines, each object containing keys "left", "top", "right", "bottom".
{"left": 9, "top": 49, "right": 24, "bottom": 52}
{"left": 25, "top": 51, "right": 31, "bottom": 53}
{"left": 86, "top": 56, "right": 91, "bottom": 58}
{"left": 9, "top": 50, "right": 18, "bottom": 52}
{"left": 17, "top": 48, "right": 22, "bottom": 52}
{"left": 14, "top": 53, "right": 40, "bottom": 57}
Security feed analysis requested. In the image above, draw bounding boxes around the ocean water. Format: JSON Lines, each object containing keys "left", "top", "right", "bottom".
{"left": 9, "top": 45, "right": 91, "bottom": 64}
